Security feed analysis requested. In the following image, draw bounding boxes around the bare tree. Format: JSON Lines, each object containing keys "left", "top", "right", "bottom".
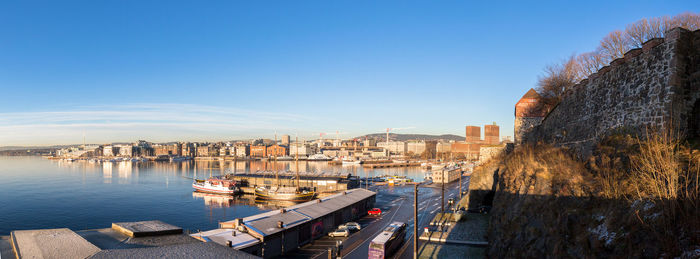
{"left": 626, "top": 18, "right": 651, "bottom": 48}
{"left": 673, "top": 12, "right": 700, "bottom": 31}
{"left": 661, "top": 15, "right": 677, "bottom": 33}
{"left": 647, "top": 17, "right": 664, "bottom": 38}
{"left": 534, "top": 12, "right": 700, "bottom": 103}
{"left": 599, "top": 30, "right": 631, "bottom": 60}
{"left": 537, "top": 55, "right": 581, "bottom": 104}
{"left": 576, "top": 51, "right": 605, "bottom": 76}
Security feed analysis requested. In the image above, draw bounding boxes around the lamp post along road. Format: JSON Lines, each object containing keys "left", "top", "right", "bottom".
{"left": 459, "top": 168, "right": 462, "bottom": 199}
{"left": 413, "top": 183, "right": 419, "bottom": 259}
{"left": 441, "top": 170, "right": 445, "bottom": 213}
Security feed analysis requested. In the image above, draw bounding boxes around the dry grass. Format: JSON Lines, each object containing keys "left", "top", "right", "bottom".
{"left": 593, "top": 128, "right": 700, "bottom": 255}
{"left": 629, "top": 129, "right": 699, "bottom": 213}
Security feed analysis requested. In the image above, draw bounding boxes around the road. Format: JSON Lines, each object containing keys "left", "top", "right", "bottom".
{"left": 284, "top": 176, "right": 469, "bottom": 259}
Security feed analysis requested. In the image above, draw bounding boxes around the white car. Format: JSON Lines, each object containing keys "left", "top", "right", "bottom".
{"left": 341, "top": 222, "right": 361, "bottom": 230}
{"left": 328, "top": 227, "right": 350, "bottom": 237}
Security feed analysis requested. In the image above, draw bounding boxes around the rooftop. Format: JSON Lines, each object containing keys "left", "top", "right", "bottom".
{"left": 239, "top": 188, "right": 376, "bottom": 237}
{"left": 3, "top": 221, "right": 260, "bottom": 259}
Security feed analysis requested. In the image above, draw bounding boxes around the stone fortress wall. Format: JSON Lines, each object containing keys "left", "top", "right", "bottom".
{"left": 520, "top": 27, "right": 700, "bottom": 155}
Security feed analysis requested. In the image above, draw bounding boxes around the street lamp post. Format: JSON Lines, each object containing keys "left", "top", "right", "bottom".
{"left": 413, "top": 183, "right": 419, "bottom": 259}
{"left": 459, "top": 168, "right": 462, "bottom": 199}
{"left": 441, "top": 171, "right": 445, "bottom": 213}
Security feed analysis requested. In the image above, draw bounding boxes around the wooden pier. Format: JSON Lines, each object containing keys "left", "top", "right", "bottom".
{"left": 362, "top": 162, "right": 421, "bottom": 169}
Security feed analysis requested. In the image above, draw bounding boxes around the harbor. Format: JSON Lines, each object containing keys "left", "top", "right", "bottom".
{"left": 0, "top": 156, "right": 441, "bottom": 235}
{"left": 0, "top": 155, "right": 476, "bottom": 258}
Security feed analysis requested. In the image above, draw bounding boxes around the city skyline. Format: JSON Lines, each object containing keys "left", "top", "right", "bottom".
{"left": 1, "top": 1, "right": 697, "bottom": 146}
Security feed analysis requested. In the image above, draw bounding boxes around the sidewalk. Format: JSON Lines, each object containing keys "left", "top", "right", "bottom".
{"left": 417, "top": 194, "right": 489, "bottom": 258}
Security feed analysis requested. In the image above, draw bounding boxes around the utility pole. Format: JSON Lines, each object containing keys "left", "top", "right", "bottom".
{"left": 441, "top": 170, "right": 445, "bottom": 213}
{"left": 459, "top": 168, "right": 462, "bottom": 199}
{"left": 413, "top": 183, "right": 418, "bottom": 259}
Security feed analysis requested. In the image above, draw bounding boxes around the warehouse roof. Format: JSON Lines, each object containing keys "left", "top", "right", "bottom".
{"left": 238, "top": 188, "right": 375, "bottom": 237}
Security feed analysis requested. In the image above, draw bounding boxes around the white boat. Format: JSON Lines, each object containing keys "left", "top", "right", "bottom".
{"left": 275, "top": 156, "right": 294, "bottom": 161}
{"left": 307, "top": 153, "right": 332, "bottom": 161}
{"left": 192, "top": 177, "right": 240, "bottom": 195}
{"left": 342, "top": 159, "right": 361, "bottom": 166}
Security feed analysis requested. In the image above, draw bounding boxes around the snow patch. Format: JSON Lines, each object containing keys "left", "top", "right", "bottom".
{"left": 644, "top": 212, "right": 661, "bottom": 221}
{"left": 631, "top": 199, "right": 655, "bottom": 211}
{"left": 679, "top": 248, "right": 700, "bottom": 259}
{"left": 589, "top": 223, "right": 617, "bottom": 246}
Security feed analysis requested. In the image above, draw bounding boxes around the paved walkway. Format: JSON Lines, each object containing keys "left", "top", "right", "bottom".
{"left": 417, "top": 194, "right": 489, "bottom": 258}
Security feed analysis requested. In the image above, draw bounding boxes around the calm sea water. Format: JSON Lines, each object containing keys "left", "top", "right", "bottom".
{"left": 0, "top": 156, "right": 428, "bottom": 235}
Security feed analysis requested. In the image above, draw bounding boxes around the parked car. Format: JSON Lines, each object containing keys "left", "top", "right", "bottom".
{"left": 341, "top": 222, "right": 361, "bottom": 231}
{"left": 368, "top": 208, "right": 382, "bottom": 216}
{"left": 328, "top": 227, "right": 350, "bottom": 237}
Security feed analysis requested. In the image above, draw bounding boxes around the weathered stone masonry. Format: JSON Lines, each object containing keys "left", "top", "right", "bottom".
{"left": 521, "top": 28, "right": 700, "bottom": 155}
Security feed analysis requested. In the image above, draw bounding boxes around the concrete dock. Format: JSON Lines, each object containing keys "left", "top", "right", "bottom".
{"left": 111, "top": 220, "right": 182, "bottom": 237}
{"left": 11, "top": 228, "right": 101, "bottom": 259}
{"left": 3, "top": 220, "right": 260, "bottom": 259}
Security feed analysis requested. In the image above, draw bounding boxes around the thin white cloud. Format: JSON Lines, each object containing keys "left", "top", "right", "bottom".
{"left": 0, "top": 103, "right": 316, "bottom": 146}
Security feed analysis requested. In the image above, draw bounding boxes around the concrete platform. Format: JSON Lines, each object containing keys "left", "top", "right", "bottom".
{"left": 77, "top": 228, "right": 199, "bottom": 250}
{"left": 88, "top": 242, "right": 260, "bottom": 259}
{"left": 10, "top": 228, "right": 101, "bottom": 259}
{"left": 111, "top": 220, "right": 182, "bottom": 237}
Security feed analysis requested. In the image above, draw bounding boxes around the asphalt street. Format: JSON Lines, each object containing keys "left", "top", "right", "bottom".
{"left": 283, "top": 176, "right": 469, "bottom": 259}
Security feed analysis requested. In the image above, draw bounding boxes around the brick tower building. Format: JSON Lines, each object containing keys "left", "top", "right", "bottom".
{"left": 514, "top": 88, "right": 548, "bottom": 143}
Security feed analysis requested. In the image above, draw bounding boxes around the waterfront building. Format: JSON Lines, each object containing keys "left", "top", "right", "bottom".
{"left": 250, "top": 145, "right": 267, "bottom": 158}
{"left": 377, "top": 141, "right": 407, "bottom": 155}
{"left": 406, "top": 140, "right": 435, "bottom": 157}
{"left": 116, "top": 145, "right": 133, "bottom": 157}
{"left": 102, "top": 145, "right": 114, "bottom": 157}
{"left": 436, "top": 141, "right": 452, "bottom": 153}
{"left": 235, "top": 144, "right": 249, "bottom": 157}
{"left": 406, "top": 140, "right": 426, "bottom": 155}
{"left": 219, "top": 145, "right": 235, "bottom": 157}
{"left": 180, "top": 142, "right": 195, "bottom": 157}
{"left": 154, "top": 144, "right": 180, "bottom": 156}
{"left": 432, "top": 167, "right": 461, "bottom": 183}
{"left": 267, "top": 145, "right": 288, "bottom": 157}
{"left": 197, "top": 145, "right": 212, "bottom": 157}
{"left": 363, "top": 138, "right": 376, "bottom": 147}
{"left": 289, "top": 143, "right": 314, "bottom": 157}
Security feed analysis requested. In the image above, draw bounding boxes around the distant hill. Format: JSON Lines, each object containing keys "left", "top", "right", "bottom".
{"left": 0, "top": 145, "right": 70, "bottom": 151}
{"left": 355, "top": 133, "right": 464, "bottom": 142}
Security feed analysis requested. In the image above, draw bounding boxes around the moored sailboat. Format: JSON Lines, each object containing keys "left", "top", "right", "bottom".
{"left": 254, "top": 135, "right": 317, "bottom": 202}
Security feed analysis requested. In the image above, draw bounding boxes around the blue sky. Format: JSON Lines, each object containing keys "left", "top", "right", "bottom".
{"left": 0, "top": 1, "right": 697, "bottom": 146}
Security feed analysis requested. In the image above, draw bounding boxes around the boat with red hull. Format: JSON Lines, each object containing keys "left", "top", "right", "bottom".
{"left": 192, "top": 177, "right": 240, "bottom": 195}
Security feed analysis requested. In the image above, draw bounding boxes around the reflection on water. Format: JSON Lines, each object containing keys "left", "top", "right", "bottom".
{"left": 0, "top": 156, "right": 429, "bottom": 235}
{"left": 191, "top": 192, "right": 235, "bottom": 208}
{"left": 52, "top": 159, "right": 429, "bottom": 182}
{"left": 191, "top": 192, "right": 297, "bottom": 210}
